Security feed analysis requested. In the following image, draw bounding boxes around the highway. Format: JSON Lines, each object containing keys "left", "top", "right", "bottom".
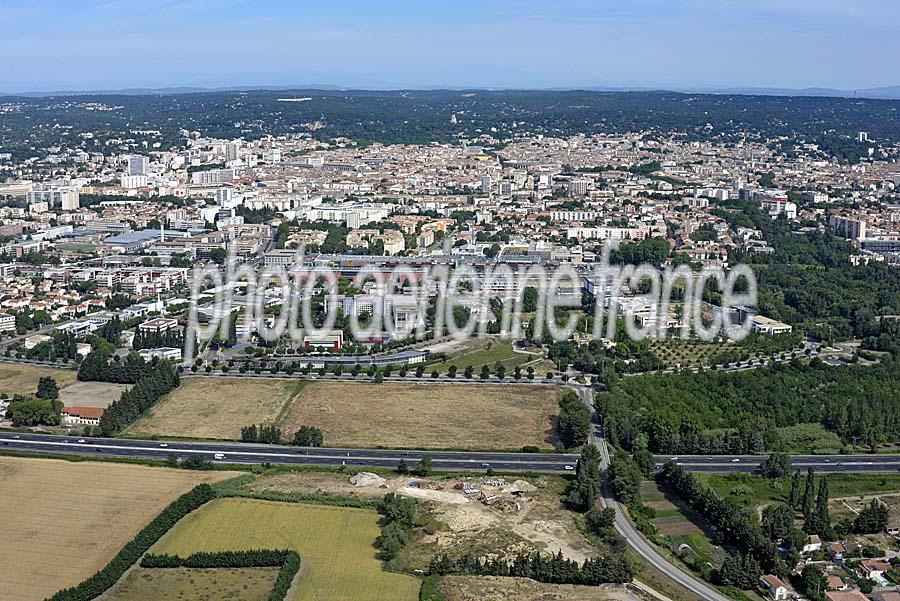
{"left": 0, "top": 432, "right": 580, "bottom": 472}
{"left": 4, "top": 425, "right": 900, "bottom": 601}
{"left": 3, "top": 430, "right": 900, "bottom": 474}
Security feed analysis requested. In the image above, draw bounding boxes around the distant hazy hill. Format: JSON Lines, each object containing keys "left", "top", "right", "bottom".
{"left": 3, "top": 84, "right": 900, "bottom": 100}
{"left": 1, "top": 88, "right": 898, "bottom": 163}
{"left": 698, "top": 85, "right": 900, "bottom": 100}
{"left": 0, "top": 84, "right": 346, "bottom": 97}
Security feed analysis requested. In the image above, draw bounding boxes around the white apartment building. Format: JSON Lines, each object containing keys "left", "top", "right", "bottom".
{"left": 0, "top": 313, "right": 15, "bottom": 333}
{"left": 127, "top": 155, "right": 150, "bottom": 176}
{"left": 566, "top": 226, "right": 648, "bottom": 241}
{"left": 829, "top": 215, "right": 867, "bottom": 240}
{"left": 26, "top": 188, "right": 80, "bottom": 211}
{"left": 551, "top": 210, "right": 602, "bottom": 222}
{"left": 191, "top": 168, "right": 236, "bottom": 186}
{"left": 568, "top": 178, "right": 590, "bottom": 196}
{"left": 120, "top": 174, "right": 148, "bottom": 189}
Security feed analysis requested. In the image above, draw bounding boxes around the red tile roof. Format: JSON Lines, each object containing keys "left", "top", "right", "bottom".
{"left": 62, "top": 406, "right": 105, "bottom": 419}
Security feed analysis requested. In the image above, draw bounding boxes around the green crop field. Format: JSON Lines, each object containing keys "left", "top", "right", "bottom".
{"left": 153, "top": 498, "right": 420, "bottom": 601}
{"left": 111, "top": 567, "right": 280, "bottom": 601}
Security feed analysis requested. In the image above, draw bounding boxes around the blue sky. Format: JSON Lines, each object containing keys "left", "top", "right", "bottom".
{"left": 1, "top": 0, "right": 897, "bottom": 92}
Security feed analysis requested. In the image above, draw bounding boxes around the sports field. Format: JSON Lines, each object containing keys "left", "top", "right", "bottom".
{"left": 152, "top": 497, "right": 420, "bottom": 601}
{"left": 0, "top": 456, "right": 233, "bottom": 601}
{"left": 280, "top": 381, "right": 559, "bottom": 450}
{"left": 125, "top": 377, "right": 304, "bottom": 440}
{"left": 0, "top": 361, "right": 78, "bottom": 397}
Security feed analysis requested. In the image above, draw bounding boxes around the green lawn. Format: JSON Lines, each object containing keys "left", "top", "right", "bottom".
{"left": 698, "top": 472, "right": 900, "bottom": 510}
{"left": 429, "top": 339, "right": 539, "bottom": 372}
{"left": 152, "top": 498, "right": 419, "bottom": 601}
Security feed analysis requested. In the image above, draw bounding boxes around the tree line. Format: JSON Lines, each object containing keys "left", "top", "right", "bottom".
{"left": 97, "top": 359, "right": 180, "bottom": 435}
{"left": 427, "top": 549, "right": 634, "bottom": 585}
{"left": 557, "top": 389, "right": 590, "bottom": 449}
{"left": 657, "top": 461, "right": 777, "bottom": 577}
{"left": 240, "top": 423, "right": 323, "bottom": 447}
{"left": 78, "top": 350, "right": 159, "bottom": 384}
{"left": 132, "top": 327, "right": 184, "bottom": 350}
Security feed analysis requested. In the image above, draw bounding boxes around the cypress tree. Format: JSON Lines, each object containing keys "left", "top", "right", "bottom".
{"left": 789, "top": 470, "right": 801, "bottom": 508}
{"left": 801, "top": 467, "right": 815, "bottom": 521}
{"left": 814, "top": 478, "right": 830, "bottom": 537}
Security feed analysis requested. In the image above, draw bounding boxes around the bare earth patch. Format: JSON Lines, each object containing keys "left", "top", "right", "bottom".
{"left": 279, "top": 381, "right": 559, "bottom": 450}
{"left": 59, "top": 381, "right": 130, "bottom": 408}
{"left": 125, "top": 377, "right": 304, "bottom": 440}
{"left": 251, "top": 471, "right": 595, "bottom": 567}
{"left": 0, "top": 456, "right": 236, "bottom": 601}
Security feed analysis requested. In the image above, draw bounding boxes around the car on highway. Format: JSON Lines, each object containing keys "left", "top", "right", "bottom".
{"left": 159, "top": 443, "right": 168, "bottom": 447}
{"left": 564, "top": 465, "right": 574, "bottom": 471}
{"left": 77, "top": 439, "right": 85, "bottom": 443}
{"left": 731, "top": 458, "right": 741, "bottom": 462}
{"left": 214, "top": 453, "right": 225, "bottom": 460}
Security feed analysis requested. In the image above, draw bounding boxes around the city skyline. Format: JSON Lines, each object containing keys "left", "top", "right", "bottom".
{"left": 1, "top": 0, "right": 899, "bottom": 94}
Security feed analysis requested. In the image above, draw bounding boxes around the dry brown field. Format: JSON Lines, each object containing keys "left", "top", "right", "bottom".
{"left": 0, "top": 456, "right": 235, "bottom": 601}
{"left": 279, "top": 381, "right": 559, "bottom": 450}
{"left": 125, "top": 377, "right": 304, "bottom": 439}
{"left": 0, "top": 362, "right": 78, "bottom": 397}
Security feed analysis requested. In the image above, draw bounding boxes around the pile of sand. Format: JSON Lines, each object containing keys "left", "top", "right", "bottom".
{"left": 502, "top": 480, "right": 538, "bottom": 494}
{"left": 349, "top": 472, "right": 386, "bottom": 487}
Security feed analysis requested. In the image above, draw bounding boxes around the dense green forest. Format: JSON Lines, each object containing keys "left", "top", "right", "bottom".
{"left": 2, "top": 90, "right": 899, "bottom": 160}
{"left": 597, "top": 358, "right": 900, "bottom": 454}
{"left": 712, "top": 201, "right": 900, "bottom": 341}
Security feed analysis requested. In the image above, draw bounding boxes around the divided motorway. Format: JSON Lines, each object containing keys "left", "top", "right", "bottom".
{"left": 2, "top": 432, "right": 900, "bottom": 474}
{"left": 0, "top": 432, "right": 579, "bottom": 472}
